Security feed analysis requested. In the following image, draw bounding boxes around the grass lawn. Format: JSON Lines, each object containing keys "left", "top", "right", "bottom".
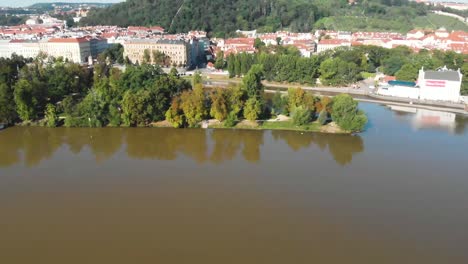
{"left": 261, "top": 121, "right": 321, "bottom": 132}
{"left": 361, "top": 72, "right": 376, "bottom": 79}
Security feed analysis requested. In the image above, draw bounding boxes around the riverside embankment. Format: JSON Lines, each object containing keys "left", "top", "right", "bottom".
{"left": 204, "top": 79, "right": 468, "bottom": 115}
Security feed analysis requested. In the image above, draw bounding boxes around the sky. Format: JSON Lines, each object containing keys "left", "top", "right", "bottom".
{"left": 1, "top": 0, "right": 124, "bottom": 8}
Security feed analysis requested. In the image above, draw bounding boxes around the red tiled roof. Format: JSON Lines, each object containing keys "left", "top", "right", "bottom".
{"left": 48, "top": 37, "right": 88, "bottom": 43}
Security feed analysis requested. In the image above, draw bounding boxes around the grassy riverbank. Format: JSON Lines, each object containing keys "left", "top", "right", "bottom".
{"left": 205, "top": 120, "right": 347, "bottom": 134}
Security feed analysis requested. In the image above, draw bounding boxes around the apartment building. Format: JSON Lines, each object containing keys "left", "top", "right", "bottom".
{"left": 123, "top": 39, "right": 190, "bottom": 66}
{"left": 46, "top": 38, "right": 92, "bottom": 63}
{"left": 0, "top": 37, "right": 108, "bottom": 63}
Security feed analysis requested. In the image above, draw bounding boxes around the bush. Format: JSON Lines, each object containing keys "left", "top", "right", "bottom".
{"left": 318, "top": 109, "right": 328, "bottom": 126}
{"left": 292, "top": 106, "right": 312, "bottom": 126}
{"left": 224, "top": 111, "right": 238, "bottom": 127}
{"left": 45, "top": 103, "right": 58, "bottom": 127}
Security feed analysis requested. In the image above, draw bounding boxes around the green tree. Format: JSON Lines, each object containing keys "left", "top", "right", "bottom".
{"left": 209, "top": 88, "right": 229, "bottom": 121}
{"left": 224, "top": 111, "right": 238, "bottom": 127}
{"left": 287, "top": 87, "right": 306, "bottom": 113}
{"left": 319, "top": 58, "right": 359, "bottom": 86}
{"left": 14, "top": 79, "right": 38, "bottom": 121}
{"left": 180, "top": 84, "right": 207, "bottom": 127}
{"left": 121, "top": 89, "right": 160, "bottom": 127}
{"left": 254, "top": 38, "right": 265, "bottom": 49}
{"left": 226, "top": 85, "right": 244, "bottom": 117}
{"left": 395, "top": 64, "right": 418, "bottom": 81}
{"left": 243, "top": 98, "right": 262, "bottom": 121}
{"left": 242, "top": 64, "right": 264, "bottom": 99}
{"left": 166, "top": 97, "right": 185, "bottom": 128}
{"left": 192, "top": 71, "right": 202, "bottom": 87}
{"left": 214, "top": 51, "right": 225, "bottom": 70}
{"left": 331, "top": 94, "right": 367, "bottom": 132}
{"left": 382, "top": 56, "right": 406, "bottom": 76}
{"left": 45, "top": 103, "right": 58, "bottom": 127}
{"left": 227, "top": 54, "right": 236, "bottom": 78}
{"left": 0, "top": 82, "right": 17, "bottom": 124}
{"left": 234, "top": 55, "right": 241, "bottom": 77}
{"left": 292, "top": 106, "right": 312, "bottom": 126}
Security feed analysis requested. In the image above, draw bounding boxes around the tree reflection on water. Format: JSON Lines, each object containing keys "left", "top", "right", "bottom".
{"left": 0, "top": 126, "right": 364, "bottom": 168}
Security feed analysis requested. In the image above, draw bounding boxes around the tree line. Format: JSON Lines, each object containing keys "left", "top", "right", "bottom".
{"left": 221, "top": 43, "right": 467, "bottom": 94}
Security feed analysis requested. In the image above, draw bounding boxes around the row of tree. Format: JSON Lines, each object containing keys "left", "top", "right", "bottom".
{"left": 220, "top": 44, "right": 467, "bottom": 94}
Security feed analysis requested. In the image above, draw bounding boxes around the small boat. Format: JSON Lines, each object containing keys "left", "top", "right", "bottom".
{"left": 0, "top": 123, "right": 5, "bottom": 130}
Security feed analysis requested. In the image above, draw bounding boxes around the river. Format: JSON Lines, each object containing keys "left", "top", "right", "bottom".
{"left": 0, "top": 102, "right": 467, "bottom": 263}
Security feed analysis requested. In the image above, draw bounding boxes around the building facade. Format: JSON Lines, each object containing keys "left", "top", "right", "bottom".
{"left": 123, "top": 39, "right": 190, "bottom": 66}
{"left": 417, "top": 67, "right": 462, "bottom": 102}
{"left": 378, "top": 67, "right": 463, "bottom": 102}
{"left": 0, "top": 37, "right": 107, "bottom": 64}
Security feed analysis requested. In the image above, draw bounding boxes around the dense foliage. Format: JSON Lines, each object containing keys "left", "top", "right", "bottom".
{"left": 225, "top": 45, "right": 467, "bottom": 89}
{"left": 82, "top": 0, "right": 322, "bottom": 35}
{"left": 0, "top": 15, "right": 28, "bottom": 26}
{"left": 80, "top": 0, "right": 467, "bottom": 34}
{"left": 0, "top": 54, "right": 192, "bottom": 127}
{"left": 331, "top": 94, "right": 367, "bottom": 132}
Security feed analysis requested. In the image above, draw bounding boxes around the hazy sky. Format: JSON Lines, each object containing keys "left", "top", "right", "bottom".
{"left": 1, "top": 0, "right": 124, "bottom": 8}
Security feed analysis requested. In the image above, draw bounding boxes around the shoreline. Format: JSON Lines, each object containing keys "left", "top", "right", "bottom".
{"left": 8, "top": 119, "right": 350, "bottom": 135}
{"left": 204, "top": 79, "right": 468, "bottom": 115}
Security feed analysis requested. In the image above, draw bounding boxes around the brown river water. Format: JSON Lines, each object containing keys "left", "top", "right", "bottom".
{"left": 1, "top": 102, "right": 467, "bottom": 263}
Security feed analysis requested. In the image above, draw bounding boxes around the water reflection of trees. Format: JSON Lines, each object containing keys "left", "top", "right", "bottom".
{"left": 0, "top": 127, "right": 64, "bottom": 167}
{"left": 210, "top": 129, "right": 264, "bottom": 163}
{"left": 0, "top": 127, "right": 124, "bottom": 168}
{"left": 272, "top": 131, "right": 364, "bottom": 165}
{"left": 125, "top": 128, "right": 208, "bottom": 163}
{"left": 1, "top": 127, "right": 363, "bottom": 168}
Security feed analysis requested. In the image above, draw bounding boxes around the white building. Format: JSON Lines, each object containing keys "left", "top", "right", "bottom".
{"left": 46, "top": 38, "right": 93, "bottom": 63}
{"left": 0, "top": 40, "right": 11, "bottom": 58}
{"left": 417, "top": 67, "right": 462, "bottom": 102}
{"left": 378, "top": 81, "right": 420, "bottom": 99}
{"left": 378, "top": 67, "right": 463, "bottom": 103}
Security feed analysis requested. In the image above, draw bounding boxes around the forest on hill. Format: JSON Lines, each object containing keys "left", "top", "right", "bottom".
{"left": 80, "top": 0, "right": 468, "bottom": 35}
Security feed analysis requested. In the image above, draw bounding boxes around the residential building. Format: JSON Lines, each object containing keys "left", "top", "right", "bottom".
{"left": 123, "top": 39, "right": 190, "bottom": 66}
{"left": 316, "top": 39, "right": 351, "bottom": 53}
{"left": 46, "top": 37, "right": 92, "bottom": 63}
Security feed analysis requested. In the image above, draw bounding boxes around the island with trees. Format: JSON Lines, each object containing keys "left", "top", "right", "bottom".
{"left": 0, "top": 53, "right": 367, "bottom": 134}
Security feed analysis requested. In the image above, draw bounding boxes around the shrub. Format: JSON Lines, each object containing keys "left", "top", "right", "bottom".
{"left": 224, "top": 111, "right": 238, "bottom": 127}
{"left": 318, "top": 109, "right": 328, "bottom": 125}
{"left": 292, "top": 106, "right": 312, "bottom": 126}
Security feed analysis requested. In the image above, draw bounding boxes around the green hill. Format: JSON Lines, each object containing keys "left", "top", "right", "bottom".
{"left": 80, "top": 0, "right": 468, "bottom": 34}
